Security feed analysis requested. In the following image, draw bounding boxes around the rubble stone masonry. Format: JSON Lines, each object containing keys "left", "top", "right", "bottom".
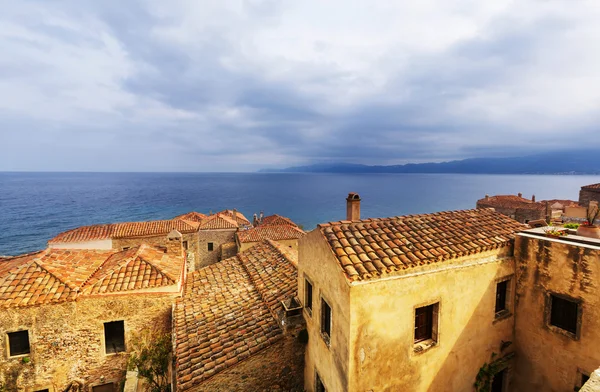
{"left": 0, "top": 294, "right": 175, "bottom": 391}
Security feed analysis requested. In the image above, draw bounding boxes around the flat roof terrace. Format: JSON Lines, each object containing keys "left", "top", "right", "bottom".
{"left": 518, "top": 227, "right": 600, "bottom": 251}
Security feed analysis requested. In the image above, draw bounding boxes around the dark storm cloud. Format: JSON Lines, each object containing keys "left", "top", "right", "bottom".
{"left": 0, "top": 1, "right": 599, "bottom": 171}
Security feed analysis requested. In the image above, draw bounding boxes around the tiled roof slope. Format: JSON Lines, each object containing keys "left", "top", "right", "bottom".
{"left": 0, "top": 245, "right": 184, "bottom": 307}
{"left": 319, "top": 209, "right": 525, "bottom": 282}
{"left": 49, "top": 219, "right": 198, "bottom": 244}
{"left": 261, "top": 214, "right": 299, "bottom": 227}
{"left": 582, "top": 183, "right": 600, "bottom": 190}
{"left": 174, "top": 240, "right": 297, "bottom": 390}
{"left": 237, "top": 224, "right": 305, "bottom": 243}
{"left": 197, "top": 213, "right": 239, "bottom": 230}
{"left": 175, "top": 211, "right": 207, "bottom": 222}
{"left": 477, "top": 195, "right": 533, "bottom": 208}
{"left": 218, "top": 209, "right": 252, "bottom": 227}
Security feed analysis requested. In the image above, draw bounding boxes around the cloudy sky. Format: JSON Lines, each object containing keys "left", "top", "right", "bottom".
{"left": 0, "top": 0, "right": 599, "bottom": 172}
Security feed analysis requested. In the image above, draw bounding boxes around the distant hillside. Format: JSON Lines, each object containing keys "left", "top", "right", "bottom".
{"left": 261, "top": 151, "right": 600, "bottom": 174}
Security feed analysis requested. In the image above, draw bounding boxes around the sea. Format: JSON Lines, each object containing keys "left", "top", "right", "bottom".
{"left": 1, "top": 172, "right": 599, "bottom": 256}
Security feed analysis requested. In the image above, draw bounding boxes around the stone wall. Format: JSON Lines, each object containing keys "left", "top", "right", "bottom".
{"left": 113, "top": 232, "right": 196, "bottom": 260}
{"left": 579, "top": 188, "right": 600, "bottom": 207}
{"left": 515, "top": 207, "right": 546, "bottom": 224}
{"left": 0, "top": 294, "right": 176, "bottom": 391}
{"left": 197, "top": 229, "right": 236, "bottom": 269}
{"left": 513, "top": 235, "right": 600, "bottom": 392}
{"left": 189, "top": 331, "right": 305, "bottom": 392}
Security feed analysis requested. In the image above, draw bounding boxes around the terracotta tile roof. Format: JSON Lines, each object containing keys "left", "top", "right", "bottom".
{"left": 175, "top": 211, "right": 208, "bottom": 222}
{"left": 476, "top": 195, "right": 533, "bottom": 209}
{"left": 218, "top": 210, "right": 252, "bottom": 227}
{"left": 582, "top": 183, "right": 600, "bottom": 190}
{"left": 319, "top": 209, "right": 525, "bottom": 282}
{"left": 174, "top": 240, "right": 297, "bottom": 390}
{"left": 197, "top": 213, "right": 239, "bottom": 230}
{"left": 49, "top": 219, "right": 198, "bottom": 244}
{"left": 237, "top": 224, "right": 305, "bottom": 243}
{"left": 0, "top": 245, "right": 184, "bottom": 308}
{"left": 260, "top": 214, "right": 299, "bottom": 227}
{"left": 544, "top": 199, "right": 579, "bottom": 208}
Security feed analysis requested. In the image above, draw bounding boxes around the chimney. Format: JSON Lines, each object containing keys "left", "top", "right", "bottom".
{"left": 166, "top": 230, "right": 184, "bottom": 257}
{"left": 346, "top": 192, "right": 361, "bottom": 221}
{"left": 532, "top": 195, "right": 536, "bottom": 202}
{"left": 232, "top": 208, "right": 238, "bottom": 222}
{"left": 518, "top": 193, "right": 522, "bottom": 198}
{"left": 253, "top": 213, "right": 258, "bottom": 227}
{"left": 259, "top": 211, "right": 264, "bottom": 223}
{"left": 485, "top": 194, "right": 489, "bottom": 200}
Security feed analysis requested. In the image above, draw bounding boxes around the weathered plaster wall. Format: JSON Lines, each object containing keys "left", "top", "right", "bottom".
{"left": 0, "top": 294, "right": 176, "bottom": 392}
{"left": 189, "top": 333, "right": 305, "bottom": 392}
{"left": 197, "top": 229, "right": 236, "bottom": 268}
{"left": 239, "top": 238, "right": 298, "bottom": 253}
{"left": 513, "top": 235, "right": 600, "bottom": 392}
{"left": 298, "top": 229, "right": 352, "bottom": 392}
{"left": 348, "top": 248, "right": 515, "bottom": 392}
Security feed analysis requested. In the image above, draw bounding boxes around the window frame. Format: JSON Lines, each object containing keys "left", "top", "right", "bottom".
{"left": 207, "top": 242, "right": 214, "bottom": 252}
{"left": 545, "top": 292, "right": 582, "bottom": 339}
{"left": 413, "top": 300, "right": 440, "bottom": 353}
{"left": 7, "top": 329, "right": 31, "bottom": 358}
{"left": 90, "top": 382, "right": 117, "bottom": 392}
{"left": 304, "top": 276, "right": 313, "bottom": 317}
{"left": 103, "top": 320, "right": 126, "bottom": 355}
{"left": 494, "top": 275, "right": 513, "bottom": 321}
{"left": 320, "top": 296, "right": 332, "bottom": 347}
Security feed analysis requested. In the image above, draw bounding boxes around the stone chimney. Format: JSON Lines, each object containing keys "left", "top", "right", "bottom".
{"left": 485, "top": 194, "right": 489, "bottom": 200}
{"left": 532, "top": 195, "right": 536, "bottom": 202}
{"left": 518, "top": 193, "right": 522, "bottom": 198}
{"left": 165, "top": 230, "right": 184, "bottom": 257}
{"left": 346, "top": 192, "right": 361, "bottom": 221}
{"left": 259, "top": 211, "right": 264, "bottom": 224}
{"left": 253, "top": 213, "right": 258, "bottom": 227}
{"left": 232, "top": 208, "right": 238, "bottom": 223}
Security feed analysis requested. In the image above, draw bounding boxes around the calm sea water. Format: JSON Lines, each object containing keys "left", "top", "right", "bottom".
{"left": 1, "top": 172, "right": 599, "bottom": 256}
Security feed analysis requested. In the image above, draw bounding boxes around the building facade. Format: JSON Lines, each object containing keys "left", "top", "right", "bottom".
{"left": 579, "top": 183, "right": 600, "bottom": 207}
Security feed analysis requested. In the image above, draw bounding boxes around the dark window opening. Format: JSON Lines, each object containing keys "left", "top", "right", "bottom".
{"left": 550, "top": 295, "right": 578, "bottom": 334}
{"left": 92, "top": 383, "right": 115, "bottom": 392}
{"left": 104, "top": 321, "right": 125, "bottom": 354}
{"left": 321, "top": 299, "right": 331, "bottom": 340}
{"left": 495, "top": 280, "right": 508, "bottom": 314}
{"left": 316, "top": 372, "right": 326, "bottom": 392}
{"left": 491, "top": 369, "right": 505, "bottom": 392}
{"left": 8, "top": 330, "right": 30, "bottom": 356}
{"left": 121, "top": 247, "right": 130, "bottom": 251}
{"left": 35, "top": 390, "right": 50, "bottom": 392}
{"left": 305, "top": 279, "right": 313, "bottom": 314}
{"left": 182, "top": 241, "right": 188, "bottom": 250}
{"left": 207, "top": 242, "right": 214, "bottom": 252}
{"left": 415, "top": 305, "right": 434, "bottom": 343}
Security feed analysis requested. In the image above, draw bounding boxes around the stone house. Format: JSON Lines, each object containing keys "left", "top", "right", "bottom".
{"left": 173, "top": 239, "right": 304, "bottom": 392}
{"left": 298, "top": 197, "right": 525, "bottom": 392}
{"left": 513, "top": 226, "right": 600, "bottom": 391}
{"left": 476, "top": 194, "right": 579, "bottom": 223}
{"left": 0, "top": 238, "right": 186, "bottom": 392}
{"left": 195, "top": 213, "right": 241, "bottom": 268}
{"left": 579, "top": 183, "right": 600, "bottom": 207}
{"left": 236, "top": 215, "right": 306, "bottom": 252}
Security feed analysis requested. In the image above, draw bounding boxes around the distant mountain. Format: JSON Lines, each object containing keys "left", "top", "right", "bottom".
{"left": 261, "top": 151, "right": 600, "bottom": 174}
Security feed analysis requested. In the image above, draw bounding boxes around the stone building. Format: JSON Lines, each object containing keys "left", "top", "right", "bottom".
{"left": 579, "top": 183, "right": 600, "bottom": 207}
{"left": 513, "top": 226, "right": 600, "bottom": 391}
{"left": 476, "top": 194, "right": 579, "bottom": 223}
{"left": 173, "top": 239, "right": 304, "bottom": 392}
{"left": 236, "top": 215, "right": 306, "bottom": 252}
{"left": 0, "top": 240, "right": 186, "bottom": 392}
{"left": 195, "top": 213, "right": 240, "bottom": 268}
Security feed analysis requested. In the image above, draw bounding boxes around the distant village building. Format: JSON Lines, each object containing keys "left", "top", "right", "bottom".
{"left": 173, "top": 240, "right": 304, "bottom": 391}
{"left": 579, "top": 183, "right": 600, "bottom": 207}
{"left": 0, "top": 237, "right": 186, "bottom": 391}
{"left": 476, "top": 193, "right": 578, "bottom": 223}
{"left": 236, "top": 214, "right": 306, "bottom": 252}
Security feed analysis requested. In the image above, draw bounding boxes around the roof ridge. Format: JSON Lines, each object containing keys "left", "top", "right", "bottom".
{"left": 31, "top": 254, "right": 81, "bottom": 291}
{"left": 81, "top": 246, "right": 142, "bottom": 289}
{"left": 0, "top": 255, "right": 40, "bottom": 289}
{"left": 136, "top": 246, "right": 178, "bottom": 283}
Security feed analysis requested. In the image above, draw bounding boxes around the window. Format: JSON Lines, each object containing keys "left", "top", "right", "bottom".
{"left": 495, "top": 280, "right": 508, "bottom": 314}
{"left": 92, "top": 383, "right": 115, "bottom": 392}
{"left": 315, "top": 371, "right": 326, "bottom": 392}
{"left": 104, "top": 321, "right": 125, "bottom": 354}
{"left": 491, "top": 369, "right": 505, "bottom": 392}
{"left": 207, "top": 242, "right": 214, "bottom": 252}
{"left": 7, "top": 330, "right": 30, "bottom": 357}
{"left": 321, "top": 298, "right": 331, "bottom": 343}
{"left": 182, "top": 241, "right": 188, "bottom": 250}
{"left": 415, "top": 305, "right": 433, "bottom": 342}
{"left": 34, "top": 390, "right": 49, "bottom": 392}
{"left": 121, "top": 247, "right": 130, "bottom": 251}
{"left": 305, "top": 279, "right": 313, "bottom": 315}
{"left": 549, "top": 294, "right": 579, "bottom": 335}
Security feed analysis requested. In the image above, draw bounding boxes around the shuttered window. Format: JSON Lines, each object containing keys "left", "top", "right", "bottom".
{"left": 550, "top": 295, "right": 578, "bottom": 334}
{"left": 415, "top": 305, "right": 434, "bottom": 342}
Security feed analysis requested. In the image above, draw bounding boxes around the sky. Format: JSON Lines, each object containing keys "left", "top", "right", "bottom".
{"left": 0, "top": 0, "right": 599, "bottom": 172}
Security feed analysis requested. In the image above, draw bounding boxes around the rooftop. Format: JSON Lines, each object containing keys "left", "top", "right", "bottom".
{"left": 237, "top": 224, "right": 306, "bottom": 243}
{"left": 582, "top": 183, "right": 600, "bottom": 191}
{"left": 174, "top": 211, "right": 208, "bottom": 222}
{"left": 49, "top": 219, "right": 198, "bottom": 244}
{"left": 260, "top": 214, "right": 299, "bottom": 227}
{"left": 197, "top": 213, "right": 240, "bottom": 230}
{"left": 174, "top": 240, "right": 297, "bottom": 390}
{"left": 218, "top": 209, "right": 252, "bottom": 227}
{"left": 0, "top": 245, "right": 184, "bottom": 307}
{"left": 319, "top": 208, "right": 525, "bottom": 282}
{"left": 476, "top": 194, "right": 534, "bottom": 208}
